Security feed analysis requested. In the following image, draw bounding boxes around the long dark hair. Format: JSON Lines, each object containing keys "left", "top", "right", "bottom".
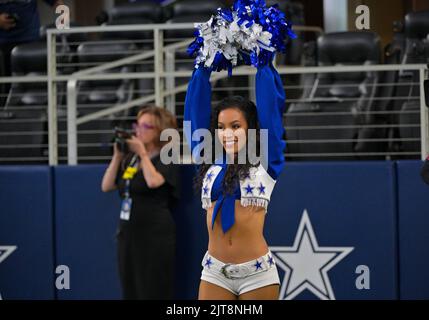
{"left": 193, "top": 96, "right": 260, "bottom": 195}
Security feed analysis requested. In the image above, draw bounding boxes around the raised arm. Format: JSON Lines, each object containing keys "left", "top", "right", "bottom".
{"left": 184, "top": 67, "right": 213, "bottom": 159}
{"left": 255, "top": 64, "right": 286, "bottom": 180}
{"left": 101, "top": 144, "right": 123, "bottom": 192}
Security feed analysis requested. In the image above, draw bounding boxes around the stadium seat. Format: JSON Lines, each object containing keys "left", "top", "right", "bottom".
{"left": 396, "top": 10, "right": 429, "bottom": 156}
{"left": 163, "top": 0, "right": 224, "bottom": 120}
{"left": 0, "top": 41, "right": 50, "bottom": 162}
{"left": 102, "top": 1, "right": 164, "bottom": 42}
{"left": 165, "top": 0, "right": 224, "bottom": 39}
{"left": 58, "top": 42, "right": 137, "bottom": 162}
{"left": 40, "top": 22, "right": 88, "bottom": 75}
{"left": 109, "top": 1, "right": 163, "bottom": 23}
{"left": 6, "top": 42, "right": 48, "bottom": 107}
{"left": 286, "top": 31, "right": 382, "bottom": 160}
{"left": 266, "top": 0, "right": 305, "bottom": 66}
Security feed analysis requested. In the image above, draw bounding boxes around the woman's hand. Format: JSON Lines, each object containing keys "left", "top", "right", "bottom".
{"left": 113, "top": 142, "right": 124, "bottom": 160}
{"left": 102, "top": 142, "right": 123, "bottom": 193}
{"left": 126, "top": 136, "right": 147, "bottom": 157}
{"left": 0, "top": 13, "right": 16, "bottom": 31}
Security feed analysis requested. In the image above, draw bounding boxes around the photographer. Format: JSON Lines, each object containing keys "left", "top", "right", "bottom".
{"left": 101, "top": 106, "right": 180, "bottom": 300}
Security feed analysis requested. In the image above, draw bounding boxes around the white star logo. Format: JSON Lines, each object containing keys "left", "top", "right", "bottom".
{"left": 0, "top": 246, "right": 17, "bottom": 300}
{"left": 0, "top": 246, "right": 16, "bottom": 264}
{"left": 270, "top": 210, "right": 354, "bottom": 300}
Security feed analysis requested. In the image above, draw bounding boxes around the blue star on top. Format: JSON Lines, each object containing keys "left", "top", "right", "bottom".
{"left": 244, "top": 184, "right": 254, "bottom": 195}
{"left": 258, "top": 183, "right": 266, "bottom": 195}
{"left": 268, "top": 255, "right": 275, "bottom": 266}
{"left": 206, "top": 171, "right": 214, "bottom": 182}
{"left": 203, "top": 185, "right": 209, "bottom": 195}
{"left": 205, "top": 257, "right": 213, "bottom": 268}
{"left": 254, "top": 260, "right": 263, "bottom": 271}
{"left": 243, "top": 172, "right": 251, "bottom": 179}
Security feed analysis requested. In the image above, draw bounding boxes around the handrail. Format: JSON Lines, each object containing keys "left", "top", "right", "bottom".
{"left": 42, "top": 24, "right": 428, "bottom": 165}
{"left": 46, "top": 23, "right": 321, "bottom": 35}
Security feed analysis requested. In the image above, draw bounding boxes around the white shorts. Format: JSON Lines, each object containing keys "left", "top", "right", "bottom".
{"left": 200, "top": 251, "right": 280, "bottom": 296}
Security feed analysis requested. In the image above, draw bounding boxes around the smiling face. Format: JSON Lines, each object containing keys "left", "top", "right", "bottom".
{"left": 217, "top": 107, "right": 249, "bottom": 155}
{"left": 134, "top": 113, "right": 159, "bottom": 145}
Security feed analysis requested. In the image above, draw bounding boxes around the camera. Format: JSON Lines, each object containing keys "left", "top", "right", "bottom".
{"left": 114, "top": 127, "right": 132, "bottom": 154}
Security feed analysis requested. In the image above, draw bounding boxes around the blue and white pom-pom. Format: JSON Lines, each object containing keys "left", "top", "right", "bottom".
{"left": 187, "top": 0, "right": 297, "bottom": 75}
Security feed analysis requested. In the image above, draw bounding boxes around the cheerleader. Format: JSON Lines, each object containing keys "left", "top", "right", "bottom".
{"left": 184, "top": 0, "right": 295, "bottom": 300}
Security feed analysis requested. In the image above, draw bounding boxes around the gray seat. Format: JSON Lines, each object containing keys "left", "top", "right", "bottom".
{"left": 58, "top": 42, "right": 137, "bottom": 162}
{"left": 266, "top": 0, "right": 305, "bottom": 66}
{"left": 0, "top": 41, "right": 52, "bottom": 162}
{"left": 395, "top": 10, "right": 429, "bottom": 157}
{"left": 164, "top": 0, "right": 224, "bottom": 39}
{"left": 0, "top": 109, "right": 47, "bottom": 163}
{"left": 286, "top": 32, "right": 382, "bottom": 160}
{"left": 101, "top": 2, "right": 163, "bottom": 44}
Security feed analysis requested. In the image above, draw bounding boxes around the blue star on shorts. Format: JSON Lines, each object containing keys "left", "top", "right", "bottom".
{"left": 254, "top": 260, "right": 263, "bottom": 271}
{"left": 203, "top": 185, "right": 209, "bottom": 195}
{"left": 205, "top": 257, "right": 213, "bottom": 268}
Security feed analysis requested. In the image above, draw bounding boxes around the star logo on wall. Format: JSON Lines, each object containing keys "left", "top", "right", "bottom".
{"left": 270, "top": 210, "right": 354, "bottom": 300}
{"left": 0, "top": 246, "right": 16, "bottom": 264}
{"left": 0, "top": 246, "right": 17, "bottom": 300}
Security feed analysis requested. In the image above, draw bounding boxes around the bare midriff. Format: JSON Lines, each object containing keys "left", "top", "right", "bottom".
{"left": 206, "top": 200, "right": 268, "bottom": 264}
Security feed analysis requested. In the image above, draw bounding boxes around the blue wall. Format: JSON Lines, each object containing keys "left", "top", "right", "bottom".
{"left": 397, "top": 161, "right": 429, "bottom": 300}
{"left": 54, "top": 166, "right": 122, "bottom": 300}
{"left": 0, "top": 161, "right": 428, "bottom": 300}
{"left": 0, "top": 166, "right": 55, "bottom": 299}
{"left": 266, "top": 162, "right": 398, "bottom": 299}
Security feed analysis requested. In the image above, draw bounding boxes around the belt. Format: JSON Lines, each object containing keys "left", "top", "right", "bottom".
{"left": 202, "top": 251, "right": 276, "bottom": 279}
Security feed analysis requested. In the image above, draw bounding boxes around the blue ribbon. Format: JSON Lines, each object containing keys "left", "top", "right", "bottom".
{"left": 211, "top": 193, "right": 236, "bottom": 233}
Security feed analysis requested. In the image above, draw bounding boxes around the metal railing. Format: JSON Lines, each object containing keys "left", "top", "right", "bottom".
{"left": 0, "top": 23, "right": 427, "bottom": 164}
{"left": 47, "top": 23, "right": 327, "bottom": 165}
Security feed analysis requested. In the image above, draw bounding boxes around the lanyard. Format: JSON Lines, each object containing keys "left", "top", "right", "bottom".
{"left": 122, "top": 154, "right": 139, "bottom": 199}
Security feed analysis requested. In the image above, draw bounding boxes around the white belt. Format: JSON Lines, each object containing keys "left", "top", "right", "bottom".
{"left": 202, "top": 251, "right": 275, "bottom": 279}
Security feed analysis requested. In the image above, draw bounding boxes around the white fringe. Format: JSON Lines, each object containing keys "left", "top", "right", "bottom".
{"left": 203, "top": 198, "right": 269, "bottom": 211}
{"left": 240, "top": 198, "right": 269, "bottom": 210}
{"left": 202, "top": 198, "right": 213, "bottom": 209}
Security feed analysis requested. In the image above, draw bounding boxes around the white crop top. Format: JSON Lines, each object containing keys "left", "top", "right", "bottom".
{"left": 201, "top": 163, "right": 277, "bottom": 213}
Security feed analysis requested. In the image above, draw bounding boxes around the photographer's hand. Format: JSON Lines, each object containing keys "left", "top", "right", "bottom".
{"left": 126, "top": 136, "right": 147, "bottom": 157}
{"left": 101, "top": 143, "right": 124, "bottom": 193}
{"left": 113, "top": 142, "right": 124, "bottom": 160}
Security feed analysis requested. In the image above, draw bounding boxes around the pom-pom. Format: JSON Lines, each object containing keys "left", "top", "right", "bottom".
{"left": 187, "top": 0, "right": 297, "bottom": 74}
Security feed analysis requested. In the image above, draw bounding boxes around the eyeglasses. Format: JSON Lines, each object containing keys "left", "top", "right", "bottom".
{"left": 132, "top": 122, "right": 156, "bottom": 132}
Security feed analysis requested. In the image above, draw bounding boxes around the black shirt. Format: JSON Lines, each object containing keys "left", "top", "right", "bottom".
{"left": 116, "top": 153, "right": 180, "bottom": 230}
